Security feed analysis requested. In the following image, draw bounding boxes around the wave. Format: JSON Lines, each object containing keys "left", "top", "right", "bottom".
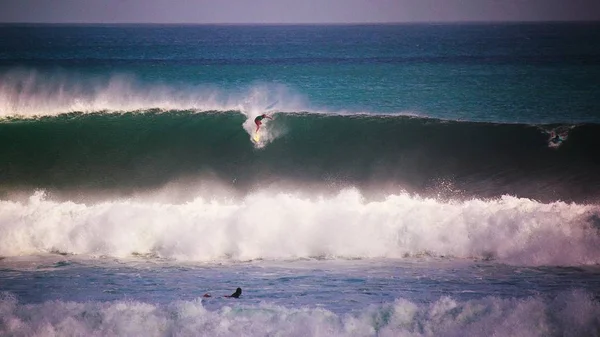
{"left": 1, "top": 109, "right": 599, "bottom": 202}
{"left": 1, "top": 290, "right": 598, "bottom": 337}
{"left": 0, "top": 69, "right": 308, "bottom": 116}
{"left": 1, "top": 190, "right": 599, "bottom": 266}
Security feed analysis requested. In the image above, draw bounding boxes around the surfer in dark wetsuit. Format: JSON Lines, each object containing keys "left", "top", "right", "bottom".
{"left": 224, "top": 287, "right": 242, "bottom": 298}
{"left": 254, "top": 114, "right": 272, "bottom": 132}
{"left": 550, "top": 131, "right": 566, "bottom": 145}
{"left": 202, "top": 287, "right": 242, "bottom": 299}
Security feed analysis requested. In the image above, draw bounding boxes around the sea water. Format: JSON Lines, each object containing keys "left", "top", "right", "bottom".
{"left": 1, "top": 23, "right": 600, "bottom": 336}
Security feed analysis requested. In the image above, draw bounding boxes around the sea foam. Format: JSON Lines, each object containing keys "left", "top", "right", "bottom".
{"left": 0, "top": 189, "right": 598, "bottom": 266}
{"left": 0, "top": 290, "right": 598, "bottom": 337}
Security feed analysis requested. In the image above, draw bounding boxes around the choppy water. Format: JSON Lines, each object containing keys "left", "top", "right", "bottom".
{"left": 1, "top": 257, "right": 600, "bottom": 336}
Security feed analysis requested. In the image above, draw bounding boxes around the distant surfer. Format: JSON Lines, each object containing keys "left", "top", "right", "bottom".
{"left": 549, "top": 131, "right": 566, "bottom": 145}
{"left": 202, "top": 287, "right": 242, "bottom": 299}
{"left": 254, "top": 114, "right": 272, "bottom": 132}
{"left": 224, "top": 287, "right": 242, "bottom": 298}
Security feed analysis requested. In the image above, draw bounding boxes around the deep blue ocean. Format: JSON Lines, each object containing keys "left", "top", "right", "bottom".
{"left": 1, "top": 23, "right": 600, "bottom": 336}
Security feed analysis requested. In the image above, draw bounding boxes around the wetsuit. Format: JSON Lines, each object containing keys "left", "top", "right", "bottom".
{"left": 226, "top": 288, "right": 242, "bottom": 298}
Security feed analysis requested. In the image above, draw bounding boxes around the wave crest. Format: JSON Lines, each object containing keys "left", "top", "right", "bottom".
{"left": 1, "top": 190, "right": 599, "bottom": 266}
{"left": 0, "top": 69, "right": 307, "bottom": 116}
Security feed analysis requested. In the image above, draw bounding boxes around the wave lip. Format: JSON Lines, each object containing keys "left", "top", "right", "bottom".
{"left": 1, "top": 290, "right": 598, "bottom": 337}
{"left": 1, "top": 190, "right": 599, "bottom": 266}
{"left": 0, "top": 69, "right": 307, "bottom": 117}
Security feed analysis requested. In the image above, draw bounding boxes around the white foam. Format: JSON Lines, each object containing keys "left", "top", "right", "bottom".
{"left": 0, "top": 291, "right": 598, "bottom": 337}
{"left": 0, "top": 69, "right": 428, "bottom": 122}
{"left": 0, "top": 69, "right": 307, "bottom": 117}
{"left": 0, "top": 189, "right": 599, "bottom": 266}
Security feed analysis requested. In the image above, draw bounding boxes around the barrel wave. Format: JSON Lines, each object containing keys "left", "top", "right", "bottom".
{"left": 1, "top": 110, "right": 599, "bottom": 202}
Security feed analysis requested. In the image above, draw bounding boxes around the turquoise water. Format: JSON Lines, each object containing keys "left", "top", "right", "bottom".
{"left": 1, "top": 23, "right": 600, "bottom": 336}
{"left": 2, "top": 23, "right": 600, "bottom": 121}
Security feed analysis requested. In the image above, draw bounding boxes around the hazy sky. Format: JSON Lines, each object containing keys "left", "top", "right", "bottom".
{"left": 1, "top": 0, "right": 599, "bottom": 24}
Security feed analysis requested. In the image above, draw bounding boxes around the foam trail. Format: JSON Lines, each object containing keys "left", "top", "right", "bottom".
{"left": 0, "top": 291, "right": 598, "bottom": 337}
{"left": 1, "top": 190, "right": 599, "bottom": 266}
{"left": 0, "top": 69, "right": 307, "bottom": 117}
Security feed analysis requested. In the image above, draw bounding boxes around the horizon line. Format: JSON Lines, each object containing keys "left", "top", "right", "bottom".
{"left": 0, "top": 19, "right": 599, "bottom": 26}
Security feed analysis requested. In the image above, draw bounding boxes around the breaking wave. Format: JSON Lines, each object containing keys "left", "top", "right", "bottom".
{"left": 1, "top": 109, "right": 599, "bottom": 202}
{"left": 1, "top": 190, "right": 599, "bottom": 266}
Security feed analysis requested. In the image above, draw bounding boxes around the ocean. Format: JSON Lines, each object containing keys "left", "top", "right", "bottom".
{"left": 1, "top": 23, "right": 600, "bottom": 336}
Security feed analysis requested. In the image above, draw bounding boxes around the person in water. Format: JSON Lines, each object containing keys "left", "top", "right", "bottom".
{"left": 550, "top": 131, "right": 566, "bottom": 145}
{"left": 224, "top": 287, "right": 242, "bottom": 298}
{"left": 202, "top": 287, "right": 242, "bottom": 299}
{"left": 254, "top": 114, "right": 272, "bottom": 132}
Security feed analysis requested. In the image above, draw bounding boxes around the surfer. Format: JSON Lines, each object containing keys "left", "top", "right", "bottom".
{"left": 254, "top": 114, "right": 272, "bottom": 132}
{"left": 224, "top": 287, "right": 242, "bottom": 298}
{"left": 202, "top": 287, "right": 242, "bottom": 299}
{"left": 550, "top": 131, "right": 566, "bottom": 145}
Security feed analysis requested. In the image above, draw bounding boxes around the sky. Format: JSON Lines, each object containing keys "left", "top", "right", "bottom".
{"left": 0, "top": 0, "right": 599, "bottom": 24}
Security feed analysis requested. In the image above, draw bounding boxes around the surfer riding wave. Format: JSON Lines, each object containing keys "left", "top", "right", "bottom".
{"left": 254, "top": 114, "right": 272, "bottom": 132}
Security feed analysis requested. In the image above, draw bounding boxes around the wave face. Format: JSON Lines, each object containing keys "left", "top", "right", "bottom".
{"left": 1, "top": 291, "right": 599, "bottom": 337}
{"left": 1, "top": 190, "right": 599, "bottom": 265}
{"left": 1, "top": 110, "right": 599, "bottom": 202}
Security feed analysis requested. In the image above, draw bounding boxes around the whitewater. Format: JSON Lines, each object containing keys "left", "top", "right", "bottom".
{"left": 1, "top": 189, "right": 600, "bottom": 266}
{"left": 1, "top": 23, "right": 600, "bottom": 336}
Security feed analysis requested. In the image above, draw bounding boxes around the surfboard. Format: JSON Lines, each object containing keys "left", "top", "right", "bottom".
{"left": 253, "top": 131, "right": 261, "bottom": 143}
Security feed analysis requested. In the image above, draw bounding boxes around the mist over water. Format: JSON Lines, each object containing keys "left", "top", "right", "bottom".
{"left": 0, "top": 69, "right": 309, "bottom": 117}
